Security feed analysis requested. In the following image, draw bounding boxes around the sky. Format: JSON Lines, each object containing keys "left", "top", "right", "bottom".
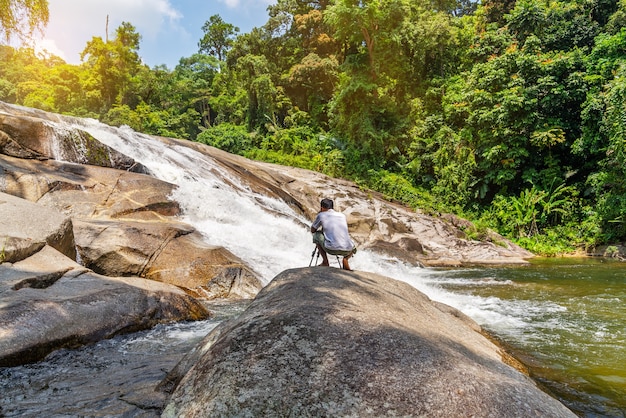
{"left": 28, "top": 0, "right": 276, "bottom": 69}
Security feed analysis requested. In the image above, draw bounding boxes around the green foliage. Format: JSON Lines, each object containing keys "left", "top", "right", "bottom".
{"left": 103, "top": 102, "right": 195, "bottom": 139}
{"left": 3, "top": 2, "right": 626, "bottom": 253}
{"left": 367, "top": 169, "right": 440, "bottom": 214}
{"left": 490, "top": 182, "right": 575, "bottom": 239}
{"left": 246, "top": 127, "right": 345, "bottom": 178}
{"left": 80, "top": 22, "right": 143, "bottom": 110}
{"left": 0, "top": 0, "right": 48, "bottom": 42}
{"left": 0, "top": 77, "right": 15, "bottom": 101}
{"left": 199, "top": 15, "right": 239, "bottom": 62}
{"left": 197, "top": 123, "right": 252, "bottom": 155}
{"left": 0, "top": 236, "right": 7, "bottom": 263}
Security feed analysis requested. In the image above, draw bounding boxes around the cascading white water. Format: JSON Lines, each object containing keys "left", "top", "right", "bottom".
{"left": 54, "top": 117, "right": 553, "bottom": 327}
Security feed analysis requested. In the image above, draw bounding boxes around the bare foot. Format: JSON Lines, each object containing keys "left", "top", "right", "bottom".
{"left": 319, "top": 261, "right": 329, "bottom": 267}
{"left": 342, "top": 258, "right": 352, "bottom": 271}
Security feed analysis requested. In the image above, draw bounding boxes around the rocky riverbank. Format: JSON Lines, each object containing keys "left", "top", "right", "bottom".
{"left": 0, "top": 102, "right": 574, "bottom": 416}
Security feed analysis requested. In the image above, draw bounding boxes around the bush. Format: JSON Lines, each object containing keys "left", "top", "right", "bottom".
{"left": 196, "top": 123, "right": 252, "bottom": 155}
{"left": 367, "top": 169, "right": 439, "bottom": 214}
{"left": 239, "top": 127, "right": 345, "bottom": 177}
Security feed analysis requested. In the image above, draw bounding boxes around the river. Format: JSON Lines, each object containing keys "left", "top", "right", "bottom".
{"left": 1, "top": 112, "right": 624, "bottom": 416}
{"left": 424, "top": 258, "right": 626, "bottom": 417}
{"left": 1, "top": 261, "right": 623, "bottom": 417}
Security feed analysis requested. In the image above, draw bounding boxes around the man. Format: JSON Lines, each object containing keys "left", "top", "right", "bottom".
{"left": 310, "top": 198, "right": 356, "bottom": 270}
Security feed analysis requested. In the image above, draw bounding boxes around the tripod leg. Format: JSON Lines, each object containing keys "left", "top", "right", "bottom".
{"left": 309, "top": 247, "right": 318, "bottom": 267}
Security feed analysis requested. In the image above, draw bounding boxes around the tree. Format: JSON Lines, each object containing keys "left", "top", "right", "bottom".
{"left": 80, "top": 22, "right": 143, "bottom": 111}
{"left": 173, "top": 53, "right": 219, "bottom": 129}
{"left": 0, "top": 0, "right": 48, "bottom": 42}
{"left": 325, "top": 0, "right": 412, "bottom": 81}
{"left": 198, "top": 15, "right": 239, "bottom": 62}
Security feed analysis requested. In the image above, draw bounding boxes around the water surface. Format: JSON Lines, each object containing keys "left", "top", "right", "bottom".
{"left": 0, "top": 301, "right": 249, "bottom": 417}
{"left": 424, "top": 258, "right": 626, "bottom": 417}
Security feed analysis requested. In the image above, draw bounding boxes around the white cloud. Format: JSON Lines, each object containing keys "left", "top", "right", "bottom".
{"left": 219, "top": 0, "right": 275, "bottom": 9}
{"left": 33, "top": 0, "right": 184, "bottom": 63}
{"left": 48, "top": 0, "right": 182, "bottom": 39}
{"left": 33, "top": 39, "right": 67, "bottom": 61}
{"left": 221, "top": 0, "right": 241, "bottom": 7}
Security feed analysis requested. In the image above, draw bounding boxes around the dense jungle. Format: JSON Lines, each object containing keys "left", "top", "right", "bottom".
{"left": 2, "top": 0, "right": 626, "bottom": 255}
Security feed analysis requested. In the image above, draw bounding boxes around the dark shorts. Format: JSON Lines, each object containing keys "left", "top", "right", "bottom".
{"left": 312, "top": 231, "right": 356, "bottom": 257}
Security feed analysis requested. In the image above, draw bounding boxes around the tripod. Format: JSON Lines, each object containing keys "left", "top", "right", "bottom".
{"left": 308, "top": 246, "right": 342, "bottom": 268}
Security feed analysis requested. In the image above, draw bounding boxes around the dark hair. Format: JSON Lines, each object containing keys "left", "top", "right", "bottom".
{"left": 320, "top": 198, "right": 334, "bottom": 209}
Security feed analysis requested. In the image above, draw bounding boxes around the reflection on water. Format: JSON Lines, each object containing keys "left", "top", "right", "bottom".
{"left": 0, "top": 300, "right": 249, "bottom": 417}
{"left": 424, "top": 258, "right": 626, "bottom": 417}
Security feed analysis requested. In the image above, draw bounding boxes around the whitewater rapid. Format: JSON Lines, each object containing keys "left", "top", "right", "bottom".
{"left": 55, "top": 117, "right": 563, "bottom": 333}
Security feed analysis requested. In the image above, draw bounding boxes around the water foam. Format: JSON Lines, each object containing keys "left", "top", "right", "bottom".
{"left": 60, "top": 118, "right": 553, "bottom": 334}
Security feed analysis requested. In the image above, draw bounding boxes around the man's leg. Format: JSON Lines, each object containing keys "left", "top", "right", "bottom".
{"left": 312, "top": 231, "right": 330, "bottom": 266}
{"left": 342, "top": 255, "right": 351, "bottom": 270}
{"left": 317, "top": 244, "right": 329, "bottom": 266}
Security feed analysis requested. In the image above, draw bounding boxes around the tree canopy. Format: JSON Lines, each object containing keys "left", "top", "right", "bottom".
{"left": 0, "top": 0, "right": 48, "bottom": 42}
{"left": 1, "top": 0, "right": 626, "bottom": 254}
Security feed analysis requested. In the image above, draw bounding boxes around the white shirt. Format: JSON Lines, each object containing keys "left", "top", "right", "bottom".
{"left": 311, "top": 209, "right": 354, "bottom": 251}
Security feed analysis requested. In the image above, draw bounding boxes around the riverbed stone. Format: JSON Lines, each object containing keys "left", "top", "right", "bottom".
{"left": 0, "top": 245, "right": 210, "bottom": 367}
{"left": 143, "top": 232, "right": 263, "bottom": 299}
{"left": 0, "top": 102, "right": 146, "bottom": 172}
{"left": 72, "top": 218, "right": 195, "bottom": 276}
{"left": 74, "top": 218, "right": 262, "bottom": 299}
{"left": 0, "top": 191, "right": 76, "bottom": 263}
{"left": 162, "top": 267, "right": 575, "bottom": 417}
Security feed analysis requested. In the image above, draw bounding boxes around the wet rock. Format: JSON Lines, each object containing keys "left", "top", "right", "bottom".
{"left": 144, "top": 232, "right": 262, "bottom": 299}
{"left": 0, "top": 191, "right": 75, "bottom": 263}
{"left": 162, "top": 267, "right": 575, "bottom": 417}
{"left": 0, "top": 246, "right": 209, "bottom": 367}
{"left": 74, "top": 218, "right": 262, "bottom": 299}
{"left": 0, "top": 103, "right": 146, "bottom": 172}
{"left": 0, "top": 153, "right": 177, "bottom": 217}
{"left": 72, "top": 218, "right": 195, "bottom": 276}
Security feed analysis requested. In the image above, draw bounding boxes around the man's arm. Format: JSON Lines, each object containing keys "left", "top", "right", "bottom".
{"left": 311, "top": 212, "right": 322, "bottom": 233}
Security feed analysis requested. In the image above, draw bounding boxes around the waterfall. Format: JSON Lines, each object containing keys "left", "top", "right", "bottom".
{"left": 56, "top": 119, "right": 428, "bottom": 288}
{"left": 47, "top": 115, "right": 535, "bottom": 328}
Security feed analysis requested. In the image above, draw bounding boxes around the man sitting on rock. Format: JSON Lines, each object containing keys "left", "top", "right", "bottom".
{"left": 310, "top": 198, "right": 356, "bottom": 270}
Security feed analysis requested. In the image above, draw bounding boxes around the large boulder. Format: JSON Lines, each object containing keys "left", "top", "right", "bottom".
{"left": 162, "top": 268, "right": 574, "bottom": 417}
{"left": 0, "top": 154, "right": 180, "bottom": 219}
{"left": 74, "top": 219, "right": 262, "bottom": 299}
{"left": 0, "top": 191, "right": 75, "bottom": 262}
{"left": 0, "top": 245, "right": 209, "bottom": 367}
{"left": 0, "top": 102, "right": 146, "bottom": 172}
{"left": 0, "top": 154, "right": 263, "bottom": 298}
{"left": 143, "top": 232, "right": 263, "bottom": 299}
